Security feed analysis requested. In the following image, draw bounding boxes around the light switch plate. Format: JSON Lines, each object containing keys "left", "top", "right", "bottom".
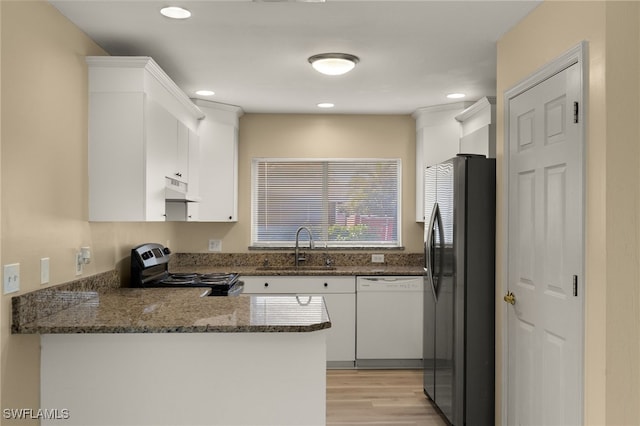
{"left": 41, "top": 258, "right": 50, "bottom": 285}
{"left": 3, "top": 263, "right": 20, "bottom": 294}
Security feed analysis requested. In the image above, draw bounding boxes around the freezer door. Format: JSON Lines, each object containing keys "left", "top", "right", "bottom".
{"left": 434, "top": 159, "right": 456, "bottom": 423}
{"left": 423, "top": 165, "right": 437, "bottom": 399}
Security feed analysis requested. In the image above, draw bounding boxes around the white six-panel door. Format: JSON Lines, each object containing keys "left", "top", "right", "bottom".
{"left": 506, "top": 58, "right": 584, "bottom": 426}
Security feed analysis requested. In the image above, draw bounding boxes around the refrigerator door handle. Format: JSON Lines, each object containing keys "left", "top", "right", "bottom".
{"left": 434, "top": 203, "right": 445, "bottom": 297}
{"left": 426, "top": 202, "right": 440, "bottom": 301}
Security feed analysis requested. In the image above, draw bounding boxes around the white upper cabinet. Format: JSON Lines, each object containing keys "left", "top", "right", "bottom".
{"left": 455, "top": 97, "right": 496, "bottom": 158}
{"left": 192, "top": 99, "right": 243, "bottom": 222}
{"left": 413, "top": 102, "right": 472, "bottom": 222}
{"left": 86, "top": 56, "right": 203, "bottom": 222}
{"left": 413, "top": 98, "right": 496, "bottom": 222}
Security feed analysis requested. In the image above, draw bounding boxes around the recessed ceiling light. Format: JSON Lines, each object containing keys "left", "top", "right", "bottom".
{"left": 446, "top": 93, "right": 466, "bottom": 99}
{"left": 160, "top": 6, "right": 191, "bottom": 19}
{"left": 308, "top": 53, "right": 359, "bottom": 76}
{"left": 195, "top": 90, "right": 215, "bottom": 96}
{"left": 317, "top": 103, "right": 335, "bottom": 109}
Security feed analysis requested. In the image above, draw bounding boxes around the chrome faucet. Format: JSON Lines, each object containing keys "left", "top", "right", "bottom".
{"left": 295, "top": 226, "right": 314, "bottom": 268}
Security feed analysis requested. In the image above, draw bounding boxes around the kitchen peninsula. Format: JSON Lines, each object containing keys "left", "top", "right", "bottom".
{"left": 12, "top": 272, "right": 330, "bottom": 426}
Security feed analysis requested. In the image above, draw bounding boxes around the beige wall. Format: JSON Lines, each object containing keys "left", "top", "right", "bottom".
{"left": 174, "top": 113, "right": 423, "bottom": 253}
{"left": 0, "top": 2, "right": 177, "bottom": 422}
{"left": 497, "top": 1, "right": 640, "bottom": 425}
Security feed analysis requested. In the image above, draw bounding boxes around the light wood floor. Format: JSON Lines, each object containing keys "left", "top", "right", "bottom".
{"left": 326, "top": 369, "right": 448, "bottom": 426}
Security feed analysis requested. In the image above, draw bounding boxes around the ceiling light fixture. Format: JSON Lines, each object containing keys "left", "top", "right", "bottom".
{"left": 160, "top": 6, "right": 191, "bottom": 19}
{"left": 308, "top": 53, "right": 359, "bottom": 76}
{"left": 446, "top": 93, "right": 466, "bottom": 99}
{"left": 317, "top": 102, "right": 335, "bottom": 109}
{"left": 195, "top": 90, "right": 215, "bottom": 96}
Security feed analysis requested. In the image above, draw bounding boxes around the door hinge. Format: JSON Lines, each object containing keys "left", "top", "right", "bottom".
{"left": 573, "top": 102, "right": 579, "bottom": 124}
{"left": 573, "top": 275, "right": 578, "bottom": 296}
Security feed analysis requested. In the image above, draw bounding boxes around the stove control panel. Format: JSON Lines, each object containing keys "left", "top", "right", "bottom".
{"left": 132, "top": 243, "right": 171, "bottom": 268}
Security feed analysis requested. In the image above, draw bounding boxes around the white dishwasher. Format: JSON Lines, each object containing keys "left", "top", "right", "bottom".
{"left": 356, "top": 276, "right": 423, "bottom": 368}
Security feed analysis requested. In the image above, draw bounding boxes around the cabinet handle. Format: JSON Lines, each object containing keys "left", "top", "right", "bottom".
{"left": 175, "top": 172, "right": 182, "bottom": 177}
{"left": 296, "top": 296, "right": 312, "bottom": 306}
{"left": 229, "top": 216, "right": 233, "bottom": 220}
{"left": 264, "top": 283, "right": 269, "bottom": 287}
{"left": 324, "top": 282, "right": 328, "bottom": 287}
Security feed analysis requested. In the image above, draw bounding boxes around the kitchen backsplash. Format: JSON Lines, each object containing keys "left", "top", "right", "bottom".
{"left": 170, "top": 252, "right": 423, "bottom": 269}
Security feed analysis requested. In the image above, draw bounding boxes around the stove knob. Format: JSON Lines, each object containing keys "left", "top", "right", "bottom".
{"left": 163, "top": 247, "right": 171, "bottom": 255}
{"left": 141, "top": 251, "right": 152, "bottom": 260}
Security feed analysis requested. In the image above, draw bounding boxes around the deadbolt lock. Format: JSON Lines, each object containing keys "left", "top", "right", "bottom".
{"left": 503, "top": 291, "right": 516, "bottom": 305}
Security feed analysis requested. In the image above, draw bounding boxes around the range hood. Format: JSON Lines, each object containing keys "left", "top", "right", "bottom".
{"left": 165, "top": 177, "right": 201, "bottom": 202}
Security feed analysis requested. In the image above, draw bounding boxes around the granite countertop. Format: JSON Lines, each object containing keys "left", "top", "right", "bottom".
{"left": 13, "top": 251, "right": 425, "bottom": 335}
{"left": 12, "top": 272, "right": 331, "bottom": 334}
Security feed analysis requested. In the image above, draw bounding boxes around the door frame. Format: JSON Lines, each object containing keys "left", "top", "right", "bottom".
{"left": 501, "top": 41, "right": 588, "bottom": 425}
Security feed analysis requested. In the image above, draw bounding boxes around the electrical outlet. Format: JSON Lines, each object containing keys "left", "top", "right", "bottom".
{"left": 41, "top": 258, "right": 50, "bottom": 285}
{"left": 75, "top": 252, "right": 83, "bottom": 276}
{"left": 208, "top": 239, "right": 222, "bottom": 252}
{"left": 3, "top": 263, "right": 20, "bottom": 294}
{"left": 371, "top": 254, "right": 385, "bottom": 263}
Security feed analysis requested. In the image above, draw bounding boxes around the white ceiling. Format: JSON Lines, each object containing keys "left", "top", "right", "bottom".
{"left": 50, "top": 0, "right": 540, "bottom": 114}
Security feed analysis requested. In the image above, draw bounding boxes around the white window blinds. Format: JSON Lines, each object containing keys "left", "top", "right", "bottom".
{"left": 252, "top": 158, "right": 401, "bottom": 247}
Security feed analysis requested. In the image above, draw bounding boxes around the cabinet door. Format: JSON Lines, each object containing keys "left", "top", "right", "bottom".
{"left": 187, "top": 128, "right": 200, "bottom": 197}
{"left": 174, "top": 122, "right": 190, "bottom": 183}
{"left": 145, "top": 97, "right": 176, "bottom": 220}
{"left": 89, "top": 92, "right": 146, "bottom": 221}
{"left": 197, "top": 121, "right": 238, "bottom": 221}
{"left": 323, "top": 293, "right": 356, "bottom": 363}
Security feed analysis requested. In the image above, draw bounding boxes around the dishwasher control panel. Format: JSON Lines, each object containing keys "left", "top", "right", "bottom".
{"left": 357, "top": 276, "right": 423, "bottom": 292}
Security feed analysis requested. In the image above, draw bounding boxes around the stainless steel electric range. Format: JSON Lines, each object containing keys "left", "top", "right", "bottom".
{"left": 130, "top": 243, "right": 243, "bottom": 296}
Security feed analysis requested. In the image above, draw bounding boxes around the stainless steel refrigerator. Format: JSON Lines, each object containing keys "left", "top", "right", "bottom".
{"left": 423, "top": 154, "right": 495, "bottom": 425}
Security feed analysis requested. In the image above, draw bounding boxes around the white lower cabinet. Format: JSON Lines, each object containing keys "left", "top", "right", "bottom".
{"left": 242, "top": 276, "right": 356, "bottom": 367}
{"left": 41, "top": 333, "right": 326, "bottom": 426}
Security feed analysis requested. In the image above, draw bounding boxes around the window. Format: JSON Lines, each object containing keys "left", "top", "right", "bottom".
{"left": 252, "top": 158, "right": 401, "bottom": 248}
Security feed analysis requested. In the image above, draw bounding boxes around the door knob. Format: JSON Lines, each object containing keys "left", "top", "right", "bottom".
{"left": 503, "top": 291, "right": 516, "bottom": 305}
